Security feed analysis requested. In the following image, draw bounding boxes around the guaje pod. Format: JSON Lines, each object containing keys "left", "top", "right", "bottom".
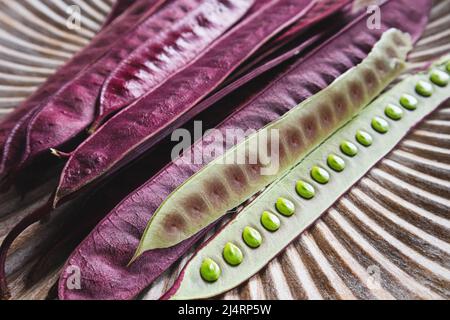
{"left": 55, "top": 0, "right": 317, "bottom": 204}
{"left": 94, "top": 0, "right": 258, "bottom": 129}
{"left": 19, "top": 0, "right": 252, "bottom": 172}
{"left": 0, "top": 0, "right": 166, "bottom": 176}
{"left": 131, "top": 29, "right": 412, "bottom": 259}
{"left": 57, "top": 0, "right": 431, "bottom": 301}
{"left": 163, "top": 62, "right": 450, "bottom": 300}
{"left": 98, "top": 0, "right": 352, "bottom": 122}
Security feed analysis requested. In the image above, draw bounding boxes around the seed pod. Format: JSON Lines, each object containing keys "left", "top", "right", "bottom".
{"left": 163, "top": 63, "right": 450, "bottom": 300}
{"left": 55, "top": 0, "right": 323, "bottom": 203}
{"left": 132, "top": 29, "right": 412, "bottom": 260}
{"left": 57, "top": 0, "right": 433, "bottom": 300}
{"left": 94, "top": 0, "right": 258, "bottom": 130}
{"left": 18, "top": 0, "right": 253, "bottom": 173}
{"left": 0, "top": 0, "right": 166, "bottom": 177}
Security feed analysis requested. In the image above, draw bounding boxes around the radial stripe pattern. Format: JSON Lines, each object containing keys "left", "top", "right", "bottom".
{"left": 0, "top": 0, "right": 110, "bottom": 114}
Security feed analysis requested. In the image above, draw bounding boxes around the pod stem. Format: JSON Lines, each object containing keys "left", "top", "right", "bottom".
{"left": 86, "top": 124, "right": 98, "bottom": 135}
{"left": 0, "top": 197, "right": 53, "bottom": 299}
{"left": 50, "top": 148, "right": 71, "bottom": 159}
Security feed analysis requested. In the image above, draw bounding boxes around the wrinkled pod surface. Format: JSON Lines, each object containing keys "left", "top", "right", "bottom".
{"left": 55, "top": 0, "right": 321, "bottom": 204}
{"left": 95, "top": 0, "right": 258, "bottom": 129}
{"left": 17, "top": 0, "right": 253, "bottom": 174}
{"left": 57, "top": 0, "right": 432, "bottom": 300}
{"left": 0, "top": 0, "right": 167, "bottom": 177}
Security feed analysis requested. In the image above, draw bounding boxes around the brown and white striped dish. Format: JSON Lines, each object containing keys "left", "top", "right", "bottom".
{"left": 0, "top": 0, "right": 448, "bottom": 299}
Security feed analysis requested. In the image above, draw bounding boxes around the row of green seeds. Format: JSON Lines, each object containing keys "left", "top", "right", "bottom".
{"left": 199, "top": 63, "right": 450, "bottom": 283}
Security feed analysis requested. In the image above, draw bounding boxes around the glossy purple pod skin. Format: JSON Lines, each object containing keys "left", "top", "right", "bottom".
{"left": 94, "top": 0, "right": 256, "bottom": 130}
{"left": 57, "top": 0, "right": 432, "bottom": 300}
{"left": 0, "top": 0, "right": 166, "bottom": 177}
{"left": 55, "top": 0, "right": 318, "bottom": 204}
{"left": 18, "top": 0, "right": 252, "bottom": 174}
{"left": 98, "top": 0, "right": 351, "bottom": 128}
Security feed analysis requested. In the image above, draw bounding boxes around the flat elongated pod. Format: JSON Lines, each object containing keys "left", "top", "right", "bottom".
{"left": 103, "top": 0, "right": 138, "bottom": 26}
{"left": 0, "top": 0, "right": 166, "bottom": 177}
{"left": 17, "top": 0, "right": 252, "bottom": 173}
{"left": 57, "top": 0, "right": 432, "bottom": 300}
{"left": 55, "top": 0, "right": 319, "bottom": 203}
{"left": 164, "top": 61, "right": 450, "bottom": 300}
{"left": 132, "top": 29, "right": 412, "bottom": 259}
{"left": 94, "top": 0, "right": 257, "bottom": 129}
{"left": 98, "top": 0, "right": 352, "bottom": 123}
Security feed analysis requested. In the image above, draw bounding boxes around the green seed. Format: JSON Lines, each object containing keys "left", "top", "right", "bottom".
{"left": 399, "top": 94, "right": 418, "bottom": 110}
{"left": 242, "top": 226, "right": 262, "bottom": 248}
{"left": 430, "top": 69, "right": 449, "bottom": 87}
{"left": 371, "top": 116, "right": 390, "bottom": 134}
{"left": 340, "top": 140, "right": 358, "bottom": 157}
{"left": 200, "top": 258, "right": 221, "bottom": 282}
{"left": 275, "top": 197, "right": 295, "bottom": 216}
{"left": 384, "top": 104, "right": 403, "bottom": 120}
{"left": 446, "top": 61, "right": 450, "bottom": 73}
{"left": 415, "top": 80, "right": 433, "bottom": 97}
{"left": 261, "top": 211, "right": 281, "bottom": 231}
{"left": 223, "top": 242, "right": 243, "bottom": 266}
{"left": 355, "top": 130, "right": 373, "bottom": 147}
{"left": 295, "top": 180, "right": 315, "bottom": 199}
{"left": 310, "top": 166, "right": 330, "bottom": 184}
{"left": 327, "top": 154, "right": 346, "bottom": 172}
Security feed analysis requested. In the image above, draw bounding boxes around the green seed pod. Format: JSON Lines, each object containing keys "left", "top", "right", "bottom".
{"left": 327, "top": 154, "right": 346, "bottom": 172}
{"left": 275, "top": 197, "right": 295, "bottom": 216}
{"left": 310, "top": 166, "right": 330, "bottom": 184}
{"left": 399, "top": 94, "right": 418, "bottom": 110}
{"left": 384, "top": 103, "right": 403, "bottom": 120}
{"left": 132, "top": 29, "right": 412, "bottom": 257}
{"left": 355, "top": 130, "right": 373, "bottom": 146}
{"left": 430, "top": 69, "right": 449, "bottom": 87}
{"left": 223, "top": 242, "right": 243, "bottom": 266}
{"left": 446, "top": 61, "right": 450, "bottom": 73}
{"left": 242, "top": 226, "right": 262, "bottom": 248}
{"left": 260, "top": 211, "right": 281, "bottom": 231}
{"left": 415, "top": 80, "right": 434, "bottom": 97}
{"left": 200, "top": 258, "right": 221, "bottom": 282}
{"left": 371, "top": 116, "right": 390, "bottom": 133}
{"left": 165, "top": 64, "right": 450, "bottom": 301}
{"left": 340, "top": 140, "right": 358, "bottom": 157}
{"left": 295, "top": 180, "right": 315, "bottom": 199}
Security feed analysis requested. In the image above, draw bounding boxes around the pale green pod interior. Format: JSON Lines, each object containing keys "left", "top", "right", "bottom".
{"left": 168, "top": 62, "right": 450, "bottom": 300}
{"left": 132, "top": 29, "right": 413, "bottom": 259}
